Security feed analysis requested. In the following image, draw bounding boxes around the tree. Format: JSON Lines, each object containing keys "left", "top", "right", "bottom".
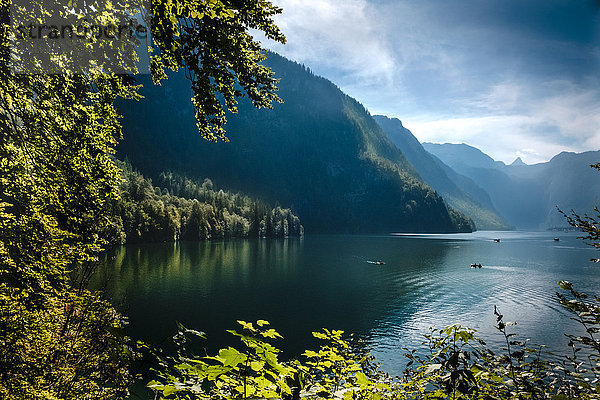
{"left": 149, "top": 0, "right": 286, "bottom": 141}
{"left": 0, "top": 0, "right": 286, "bottom": 397}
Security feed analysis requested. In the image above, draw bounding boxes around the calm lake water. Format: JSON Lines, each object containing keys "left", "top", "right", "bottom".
{"left": 94, "top": 231, "right": 600, "bottom": 378}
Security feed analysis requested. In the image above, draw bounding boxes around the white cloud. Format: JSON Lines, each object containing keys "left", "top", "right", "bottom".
{"left": 399, "top": 77, "right": 600, "bottom": 165}
{"left": 535, "top": 83, "right": 600, "bottom": 148}
{"left": 404, "top": 115, "right": 579, "bottom": 164}
{"left": 257, "top": 0, "right": 396, "bottom": 89}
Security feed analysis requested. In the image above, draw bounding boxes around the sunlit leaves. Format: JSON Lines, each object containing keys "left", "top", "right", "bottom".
{"left": 2, "top": 0, "right": 286, "bottom": 397}
{"left": 149, "top": 0, "right": 286, "bottom": 141}
{"left": 256, "top": 319, "right": 269, "bottom": 327}
{"left": 148, "top": 319, "right": 298, "bottom": 399}
{"left": 214, "top": 347, "right": 247, "bottom": 367}
{"left": 0, "top": 288, "right": 137, "bottom": 399}
{"left": 149, "top": 320, "right": 402, "bottom": 400}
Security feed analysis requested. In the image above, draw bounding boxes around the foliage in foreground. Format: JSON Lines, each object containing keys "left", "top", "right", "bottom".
{"left": 561, "top": 163, "right": 600, "bottom": 252}
{"left": 1, "top": 0, "right": 286, "bottom": 396}
{"left": 147, "top": 321, "right": 399, "bottom": 400}
{"left": 148, "top": 282, "right": 600, "bottom": 400}
{"left": 0, "top": 289, "right": 136, "bottom": 399}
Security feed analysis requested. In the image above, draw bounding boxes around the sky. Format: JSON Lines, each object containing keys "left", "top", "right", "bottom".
{"left": 255, "top": 0, "right": 600, "bottom": 164}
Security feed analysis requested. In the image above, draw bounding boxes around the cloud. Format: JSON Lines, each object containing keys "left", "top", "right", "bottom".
{"left": 403, "top": 80, "right": 600, "bottom": 164}
{"left": 405, "top": 115, "right": 576, "bottom": 164}
{"left": 256, "top": 0, "right": 396, "bottom": 90}
{"left": 535, "top": 82, "right": 600, "bottom": 149}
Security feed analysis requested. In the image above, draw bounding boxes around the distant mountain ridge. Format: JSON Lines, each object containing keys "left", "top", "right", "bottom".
{"left": 116, "top": 52, "right": 474, "bottom": 233}
{"left": 423, "top": 143, "right": 600, "bottom": 229}
{"left": 423, "top": 143, "right": 506, "bottom": 170}
{"left": 373, "top": 116, "right": 511, "bottom": 230}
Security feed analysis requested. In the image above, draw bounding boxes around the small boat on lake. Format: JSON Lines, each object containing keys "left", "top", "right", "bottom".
{"left": 554, "top": 238, "right": 560, "bottom": 242}
{"left": 493, "top": 238, "right": 501, "bottom": 243}
{"left": 470, "top": 263, "right": 482, "bottom": 268}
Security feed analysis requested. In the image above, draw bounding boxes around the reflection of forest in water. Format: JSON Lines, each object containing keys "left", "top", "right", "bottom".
{"left": 95, "top": 239, "right": 303, "bottom": 302}
{"left": 93, "top": 236, "right": 452, "bottom": 358}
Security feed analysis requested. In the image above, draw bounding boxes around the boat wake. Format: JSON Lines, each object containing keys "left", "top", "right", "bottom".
{"left": 366, "top": 260, "right": 386, "bottom": 265}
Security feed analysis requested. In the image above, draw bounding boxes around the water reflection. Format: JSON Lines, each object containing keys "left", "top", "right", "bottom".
{"left": 93, "top": 232, "right": 600, "bottom": 377}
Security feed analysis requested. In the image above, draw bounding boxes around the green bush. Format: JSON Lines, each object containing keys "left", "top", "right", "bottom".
{"left": 148, "top": 285, "right": 600, "bottom": 400}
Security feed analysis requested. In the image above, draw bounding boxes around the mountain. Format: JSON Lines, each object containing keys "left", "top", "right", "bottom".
{"left": 423, "top": 143, "right": 600, "bottom": 229}
{"left": 510, "top": 157, "right": 527, "bottom": 167}
{"left": 373, "top": 116, "right": 511, "bottom": 230}
{"left": 115, "top": 53, "right": 474, "bottom": 234}
{"left": 423, "top": 143, "right": 506, "bottom": 170}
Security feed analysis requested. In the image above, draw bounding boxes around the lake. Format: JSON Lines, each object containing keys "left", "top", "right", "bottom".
{"left": 94, "top": 231, "right": 600, "bottom": 379}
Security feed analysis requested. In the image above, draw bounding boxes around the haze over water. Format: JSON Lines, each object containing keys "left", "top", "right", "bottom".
{"left": 95, "top": 231, "right": 600, "bottom": 377}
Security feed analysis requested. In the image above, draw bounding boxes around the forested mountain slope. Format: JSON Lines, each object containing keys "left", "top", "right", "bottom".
{"left": 117, "top": 53, "right": 473, "bottom": 233}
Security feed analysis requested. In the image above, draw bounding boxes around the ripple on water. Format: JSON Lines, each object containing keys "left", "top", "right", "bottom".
{"left": 94, "top": 233, "right": 600, "bottom": 378}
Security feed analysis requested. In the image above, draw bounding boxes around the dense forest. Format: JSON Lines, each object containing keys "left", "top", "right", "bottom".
{"left": 108, "top": 161, "right": 303, "bottom": 243}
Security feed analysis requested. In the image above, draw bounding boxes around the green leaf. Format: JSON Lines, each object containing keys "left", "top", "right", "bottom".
{"left": 261, "top": 328, "right": 283, "bottom": 339}
{"left": 162, "top": 385, "right": 177, "bottom": 396}
{"left": 356, "top": 372, "right": 369, "bottom": 387}
{"left": 146, "top": 380, "right": 163, "bottom": 389}
{"left": 303, "top": 350, "right": 319, "bottom": 358}
{"left": 216, "top": 347, "right": 247, "bottom": 367}
{"left": 250, "top": 360, "right": 265, "bottom": 371}
{"left": 237, "top": 320, "right": 255, "bottom": 331}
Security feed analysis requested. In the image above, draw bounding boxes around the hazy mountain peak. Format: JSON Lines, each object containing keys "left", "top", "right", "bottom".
{"left": 550, "top": 151, "right": 579, "bottom": 162}
{"left": 510, "top": 157, "right": 527, "bottom": 166}
{"left": 374, "top": 115, "right": 404, "bottom": 127}
{"left": 424, "top": 141, "right": 600, "bottom": 229}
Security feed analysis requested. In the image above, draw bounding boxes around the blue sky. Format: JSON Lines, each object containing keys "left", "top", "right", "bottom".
{"left": 256, "top": 0, "right": 600, "bottom": 164}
